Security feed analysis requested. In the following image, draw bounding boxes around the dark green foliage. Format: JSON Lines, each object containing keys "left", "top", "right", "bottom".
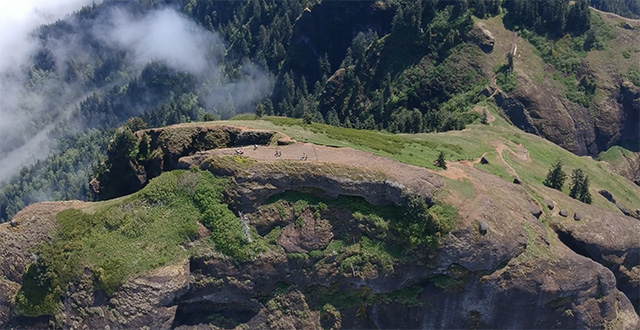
{"left": 0, "top": 128, "right": 111, "bottom": 222}
{"left": 436, "top": 151, "right": 447, "bottom": 169}
{"left": 504, "top": 0, "right": 591, "bottom": 36}
{"left": 481, "top": 111, "right": 488, "bottom": 125}
{"left": 628, "top": 66, "right": 640, "bottom": 86}
{"left": 590, "top": 0, "right": 640, "bottom": 19}
{"left": 397, "top": 195, "right": 456, "bottom": 251}
{"left": 15, "top": 170, "right": 261, "bottom": 314}
{"left": 307, "top": 283, "right": 424, "bottom": 311}
{"left": 266, "top": 191, "right": 456, "bottom": 255}
{"left": 14, "top": 262, "right": 60, "bottom": 317}
{"left": 543, "top": 159, "right": 567, "bottom": 190}
{"left": 569, "top": 168, "right": 593, "bottom": 204}
{"left": 495, "top": 53, "right": 517, "bottom": 92}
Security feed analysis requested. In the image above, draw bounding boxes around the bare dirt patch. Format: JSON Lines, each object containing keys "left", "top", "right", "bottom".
{"left": 190, "top": 143, "right": 445, "bottom": 197}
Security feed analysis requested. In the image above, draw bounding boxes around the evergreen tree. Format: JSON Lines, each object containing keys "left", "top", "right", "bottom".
{"left": 569, "top": 168, "right": 583, "bottom": 198}
{"left": 579, "top": 176, "right": 593, "bottom": 204}
{"left": 436, "top": 151, "right": 447, "bottom": 169}
{"left": 543, "top": 159, "right": 566, "bottom": 190}
{"left": 569, "top": 168, "right": 592, "bottom": 204}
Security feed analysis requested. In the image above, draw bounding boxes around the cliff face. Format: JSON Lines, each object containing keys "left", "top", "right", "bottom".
{"left": 92, "top": 124, "right": 277, "bottom": 200}
{"left": 479, "top": 15, "right": 640, "bottom": 159}
{"left": 2, "top": 123, "right": 640, "bottom": 329}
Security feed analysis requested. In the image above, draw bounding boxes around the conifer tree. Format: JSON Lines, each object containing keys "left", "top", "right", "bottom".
{"left": 543, "top": 159, "right": 566, "bottom": 190}
{"left": 436, "top": 151, "right": 447, "bottom": 169}
{"left": 570, "top": 168, "right": 592, "bottom": 204}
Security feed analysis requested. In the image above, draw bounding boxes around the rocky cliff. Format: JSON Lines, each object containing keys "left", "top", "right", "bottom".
{"left": 1, "top": 123, "right": 639, "bottom": 329}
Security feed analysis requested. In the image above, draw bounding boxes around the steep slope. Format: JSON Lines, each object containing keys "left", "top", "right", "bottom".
{"left": 2, "top": 117, "right": 640, "bottom": 328}
{"left": 475, "top": 10, "right": 640, "bottom": 158}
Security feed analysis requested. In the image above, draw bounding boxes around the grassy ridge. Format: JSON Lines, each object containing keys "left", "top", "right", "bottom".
{"left": 220, "top": 111, "right": 640, "bottom": 213}
{"left": 15, "top": 170, "right": 261, "bottom": 316}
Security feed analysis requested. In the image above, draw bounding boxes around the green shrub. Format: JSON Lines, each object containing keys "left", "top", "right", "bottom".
{"left": 16, "top": 170, "right": 262, "bottom": 309}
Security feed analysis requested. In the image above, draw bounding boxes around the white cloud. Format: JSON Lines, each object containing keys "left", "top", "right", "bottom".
{"left": 0, "top": 0, "right": 101, "bottom": 73}
{"left": 98, "top": 7, "right": 220, "bottom": 74}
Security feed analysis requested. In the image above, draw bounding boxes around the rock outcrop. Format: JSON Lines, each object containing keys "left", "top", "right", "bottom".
{"left": 2, "top": 129, "right": 640, "bottom": 329}
{"left": 180, "top": 143, "right": 445, "bottom": 212}
{"left": 468, "top": 23, "right": 495, "bottom": 53}
{"left": 92, "top": 124, "right": 277, "bottom": 200}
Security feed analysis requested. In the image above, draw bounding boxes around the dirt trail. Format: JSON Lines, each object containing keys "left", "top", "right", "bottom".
{"left": 590, "top": 6, "right": 640, "bottom": 24}
{"left": 201, "top": 143, "right": 445, "bottom": 197}
{"left": 437, "top": 163, "right": 470, "bottom": 181}
{"left": 490, "top": 142, "right": 519, "bottom": 178}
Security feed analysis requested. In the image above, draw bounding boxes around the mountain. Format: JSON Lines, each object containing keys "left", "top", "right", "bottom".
{"left": 2, "top": 116, "right": 640, "bottom": 328}
{"left": 0, "top": 0, "right": 640, "bottom": 328}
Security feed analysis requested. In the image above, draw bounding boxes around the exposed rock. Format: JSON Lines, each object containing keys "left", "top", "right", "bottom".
{"left": 599, "top": 189, "right": 616, "bottom": 203}
{"left": 513, "top": 177, "right": 522, "bottom": 184}
{"left": 111, "top": 261, "right": 190, "bottom": 329}
{"left": 2, "top": 135, "right": 640, "bottom": 329}
{"left": 493, "top": 90, "right": 540, "bottom": 136}
{"left": 480, "top": 156, "right": 489, "bottom": 165}
{"left": 182, "top": 144, "right": 444, "bottom": 213}
{"left": 573, "top": 212, "right": 582, "bottom": 221}
{"left": 0, "top": 280, "right": 19, "bottom": 328}
{"left": 544, "top": 198, "right": 555, "bottom": 210}
{"left": 551, "top": 205, "right": 640, "bottom": 315}
{"left": 530, "top": 204, "right": 543, "bottom": 218}
{"left": 468, "top": 23, "right": 495, "bottom": 53}
{"left": 623, "top": 22, "right": 634, "bottom": 30}
{"left": 94, "top": 125, "right": 277, "bottom": 200}
{"left": 559, "top": 209, "right": 569, "bottom": 217}
{"left": 0, "top": 201, "right": 84, "bottom": 284}
{"left": 598, "top": 189, "right": 639, "bottom": 218}
{"left": 478, "top": 221, "right": 489, "bottom": 235}
{"left": 276, "top": 209, "right": 333, "bottom": 253}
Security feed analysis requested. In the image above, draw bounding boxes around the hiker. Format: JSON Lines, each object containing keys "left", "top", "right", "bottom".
{"left": 300, "top": 152, "right": 307, "bottom": 161}
{"left": 253, "top": 144, "right": 258, "bottom": 150}
{"left": 275, "top": 149, "right": 281, "bottom": 157}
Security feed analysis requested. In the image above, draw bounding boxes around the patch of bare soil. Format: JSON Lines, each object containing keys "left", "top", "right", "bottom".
{"left": 200, "top": 143, "right": 444, "bottom": 197}
{"left": 0, "top": 201, "right": 85, "bottom": 283}
{"left": 471, "top": 106, "right": 496, "bottom": 123}
{"left": 437, "top": 163, "right": 471, "bottom": 181}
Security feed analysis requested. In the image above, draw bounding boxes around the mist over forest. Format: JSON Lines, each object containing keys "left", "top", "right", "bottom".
{"left": 0, "top": 0, "right": 639, "bottom": 223}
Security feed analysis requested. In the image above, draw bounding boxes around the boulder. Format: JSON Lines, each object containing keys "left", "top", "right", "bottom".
{"left": 513, "top": 177, "right": 522, "bottom": 184}
{"left": 599, "top": 190, "right": 616, "bottom": 203}
{"left": 480, "top": 157, "right": 489, "bottom": 165}
{"left": 530, "top": 204, "right": 543, "bottom": 218}
{"left": 478, "top": 221, "right": 489, "bottom": 235}
{"left": 573, "top": 212, "right": 582, "bottom": 221}
{"left": 544, "top": 198, "right": 555, "bottom": 210}
{"left": 468, "top": 24, "right": 495, "bottom": 53}
{"left": 559, "top": 209, "right": 569, "bottom": 217}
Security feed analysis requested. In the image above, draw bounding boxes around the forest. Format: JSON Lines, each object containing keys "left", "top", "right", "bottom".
{"left": 0, "top": 0, "right": 637, "bottom": 222}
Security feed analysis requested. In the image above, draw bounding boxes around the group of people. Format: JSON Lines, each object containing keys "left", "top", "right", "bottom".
{"left": 233, "top": 146, "right": 308, "bottom": 160}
